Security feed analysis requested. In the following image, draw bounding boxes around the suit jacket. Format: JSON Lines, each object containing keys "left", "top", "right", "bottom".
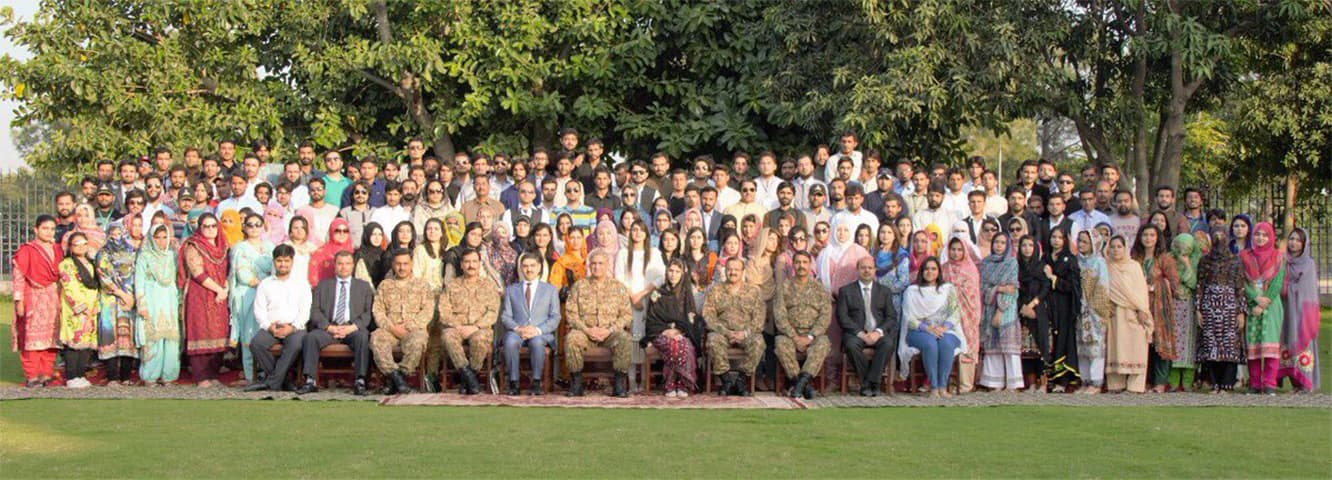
{"left": 835, "top": 280, "right": 898, "bottom": 336}
{"left": 675, "top": 209, "right": 724, "bottom": 241}
{"left": 310, "top": 276, "right": 375, "bottom": 331}
{"left": 1036, "top": 215, "right": 1074, "bottom": 254}
{"left": 501, "top": 280, "right": 561, "bottom": 337}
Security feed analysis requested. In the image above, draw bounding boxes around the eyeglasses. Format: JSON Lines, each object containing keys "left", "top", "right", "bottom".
{"left": 815, "top": 228, "right": 828, "bottom": 234}
{"left": 353, "top": 190, "right": 368, "bottom": 195}
{"left": 201, "top": 223, "right": 219, "bottom": 229}
{"left": 520, "top": 190, "right": 535, "bottom": 194}
{"left": 244, "top": 222, "right": 263, "bottom": 228}
{"left": 1059, "top": 180, "right": 1075, "bottom": 184}
{"left": 793, "top": 236, "right": 807, "bottom": 242}
{"left": 334, "top": 228, "right": 350, "bottom": 233}
{"left": 983, "top": 227, "right": 999, "bottom": 233}
{"left": 623, "top": 192, "right": 636, "bottom": 197}
{"left": 428, "top": 189, "right": 444, "bottom": 194}
{"left": 632, "top": 170, "right": 647, "bottom": 175}
{"left": 741, "top": 187, "right": 756, "bottom": 192}
{"left": 128, "top": 200, "right": 144, "bottom": 205}
{"left": 810, "top": 192, "right": 825, "bottom": 196}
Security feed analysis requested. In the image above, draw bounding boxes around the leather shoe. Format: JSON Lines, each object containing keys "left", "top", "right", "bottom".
{"left": 461, "top": 367, "right": 481, "bottom": 395}
{"left": 612, "top": 372, "right": 629, "bottom": 398}
{"left": 352, "top": 378, "right": 369, "bottom": 396}
{"left": 507, "top": 380, "right": 521, "bottom": 396}
{"left": 790, "top": 374, "right": 809, "bottom": 398}
{"left": 567, "top": 372, "right": 585, "bottom": 397}
{"left": 717, "top": 372, "right": 735, "bottom": 396}
{"left": 531, "top": 379, "right": 543, "bottom": 396}
{"left": 242, "top": 382, "right": 271, "bottom": 392}
{"left": 294, "top": 380, "right": 318, "bottom": 395}
{"left": 735, "top": 372, "right": 752, "bottom": 397}
{"left": 391, "top": 370, "right": 414, "bottom": 395}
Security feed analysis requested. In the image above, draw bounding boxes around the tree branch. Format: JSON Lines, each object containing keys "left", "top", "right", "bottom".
{"left": 359, "top": 69, "right": 405, "bottom": 98}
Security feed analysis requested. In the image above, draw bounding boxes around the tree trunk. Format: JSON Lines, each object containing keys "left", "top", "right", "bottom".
{"left": 1283, "top": 173, "right": 1298, "bottom": 237}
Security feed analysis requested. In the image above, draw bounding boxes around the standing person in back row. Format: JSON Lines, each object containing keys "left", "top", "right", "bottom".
{"left": 298, "top": 251, "right": 374, "bottom": 395}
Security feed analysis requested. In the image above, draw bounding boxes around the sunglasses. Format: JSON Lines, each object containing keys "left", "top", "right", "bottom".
{"left": 353, "top": 190, "right": 368, "bottom": 195}
{"left": 810, "top": 192, "right": 825, "bottom": 196}
{"left": 623, "top": 192, "right": 636, "bottom": 197}
{"left": 983, "top": 227, "right": 999, "bottom": 233}
{"left": 201, "top": 223, "right": 219, "bottom": 229}
{"left": 793, "top": 236, "right": 807, "bottom": 242}
{"left": 428, "top": 189, "right": 444, "bottom": 194}
{"left": 128, "top": 200, "right": 145, "bottom": 205}
{"left": 741, "top": 188, "right": 756, "bottom": 192}
{"left": 632, "top": 170, "right": 647, "bottom": 175}
{"left": 244, "top": 222, "right": 263, "bottom": 228}
{"left": 334, "top": 228, "right": 350, "bottom": 233}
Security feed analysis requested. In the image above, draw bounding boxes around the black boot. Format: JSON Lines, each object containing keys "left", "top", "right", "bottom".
{"left": 798, "top": 373, "right": 816, "bottom": 399}
{"left": 567, "top": 372, "right": 585, "bottom": 397}
{"left": 392, "top": 369, "right": 414, "bottom": 395}
{"left": 736, "top": 372, "right": 752, "bottom": 396}
{"left": 791, "top": 373, "right": 810, "bottom": 399}
{"left": 531, "top": 379, "right": 543, "bottom": 396}
{"left": 718, "top": 372, "right": 735, "bottom": 396}
{"left": 507, "top": 380, "right": 521, "bottom": 396}
{"left": 462, "top": 367, "right": 481, "bottom": 395}
{"left": 352, "top": 377, "right": 369, "bottom": 396}
{"left": 613, "top": 372, "right": 629, "bottom": 398}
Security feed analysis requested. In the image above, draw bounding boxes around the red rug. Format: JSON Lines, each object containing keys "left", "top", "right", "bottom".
{"left": 380, "top": 393, "right": 807, "bottom": 409}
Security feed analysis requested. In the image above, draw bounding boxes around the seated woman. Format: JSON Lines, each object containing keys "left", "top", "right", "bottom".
{"left": 642, "top": 258, "right": 704, "bottom": 398}
{"left": 897, "top": 256, "right": 967, "bottom": 398}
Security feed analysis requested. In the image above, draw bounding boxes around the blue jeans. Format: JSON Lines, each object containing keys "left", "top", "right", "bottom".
{"left": 503, "top": 331, "right": 555, "bottom": 381}
{"left": 906, "top": 330, "right": 960, "bottom": 388}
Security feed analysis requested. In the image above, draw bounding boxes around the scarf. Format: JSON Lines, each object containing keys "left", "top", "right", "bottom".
{"left": 1283, "top": 227, "right": 1321, "bottom": 356}
{"left": 1106, "top": 254, "right": 1151, "bottom": 319}
{"left": 354, "top": 222, "right": 387, "bottom": 283}
{"left": 310, "top": 218, "right": 354, "bottom": 284}
{"left": 262, "top": 203, "right": 288, "bottom": 244}
{"left": 141, "top": 224, "right": 178, "bottom": 286}
{"left": 1170, "top": 233, "right": 1201, "bottom": 297}
{"left": 981, "top": 233, "right": 1018, "bottom": 294}
{"left": 219, "top": 209, "right": 244, "bottom": 245}
{"left": 1240, "top": 222, "right": 1282, "bottom": 283}
{"left": 443, "top": 212, "right": 465, "bottom": 249}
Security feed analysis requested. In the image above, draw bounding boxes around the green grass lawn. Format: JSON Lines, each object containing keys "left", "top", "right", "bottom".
{"left": 1, "top": 401, "right": 1328, "bottom": 478}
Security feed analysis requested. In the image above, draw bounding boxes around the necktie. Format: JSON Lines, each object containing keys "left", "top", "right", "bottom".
{"left": 862, "top": 285, "right": 874, "bottom": 331}
{"left": 525, "top": 282, "right": 533, "bottom": 310}
{"left": 335, "top": 280, "right": 348, "bottom": 325}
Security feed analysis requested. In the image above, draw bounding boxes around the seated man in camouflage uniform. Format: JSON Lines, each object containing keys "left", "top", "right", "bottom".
{"left": 370, "top": 249, "right": 435, "bottom": 394}
{"left": 563, "top": 250, "right": 634, "bottom": 397}
{"left": 437, "top": 249, "right": 501, "bottom": 395}
{"left": 703, "top": 257, "right": 766, "bottom": 396}
{"left": 774, "top": 251, "right": 832, "bottom": 399}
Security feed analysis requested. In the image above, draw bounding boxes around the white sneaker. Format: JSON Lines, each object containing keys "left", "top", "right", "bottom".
{"left": 677, "top": 390, "right": 689, "bottom": 399}
{"left": 67, "top": 377, "right": 91, "bottom": 389}
{"left": 665, "top": 389, "right": 678, "bottom": 398}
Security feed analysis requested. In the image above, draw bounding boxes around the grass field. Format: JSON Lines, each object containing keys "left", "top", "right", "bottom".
{"left": 2, "top": 296, "right": 1330, "bottom": 478}
{"left": 2, "top": 401, "right": 1329, "bottom": 478}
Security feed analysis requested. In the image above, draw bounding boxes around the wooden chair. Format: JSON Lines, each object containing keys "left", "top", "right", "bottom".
{"left": 497, "top": 346, "right": 555, "bottom": 394}
{"left": 703, "top": 347, "right": 759, "bottom": 394}
{"left": 309, "top": 343, "right": 353, "bottom": 387}
{"left": 440, "top": 353, "right": 496, "bottom": 393}
{"left": 640, "top": 344, "right": 659, "bottom": 394}
{"left": 774, "top": 350, "right": 831, "bottom": 394}
{"left": 838, "top": 348, "right": 898, "bottom": 396}
{"left": 906, "top": 355, "right": 960, "bottom": 394}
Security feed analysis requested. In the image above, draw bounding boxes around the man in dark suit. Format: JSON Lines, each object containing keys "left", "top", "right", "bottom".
{"left": 1036, "top": 194, "right": 1074, "bottom": 254}
{"left": 296, "top": 250, "right": 375, "bottom": 395}
{"left": 836, "top": 256, "right": 899, "bottom": 396}
{"left": 500, "top": 253, "right": 562, "bottom": 395}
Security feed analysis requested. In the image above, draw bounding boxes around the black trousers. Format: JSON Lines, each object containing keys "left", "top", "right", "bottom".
{"left": 758, "top": 331, "right": 778, "bottom": 384}
{"left": 105, "top": 356, "right": 138, "bottom": 381}
{"left": 249, "top": 329, "right": 307, "bottom": 388}
{"left": 843, "top": 333, "right": 895, "bottom": 385}
{"left": 302, "top": 329, "right": 371, "bottom": 379}
{"left": 1205, "top": 361, "right": 1238, "bottom": 389}
{"left": 63, "top": 348, "right": 95, "bottom": 379}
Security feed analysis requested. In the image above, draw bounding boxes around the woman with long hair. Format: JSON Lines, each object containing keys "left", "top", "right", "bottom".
{"left": 179, "top": 213, "right": 230, "bottom": 387}
{"left": 227, "top": 212, "right": 274, "bottom": 383}
{"left": 310, "top": 218, "right": 354, "bottom": 287}
{"left": 854, "top": 224, "right": 875, "bottom": 252}
{"left": 1280, "top": 227, "right": 1320, "bottom": 392}
{"left": 1196, "top": 231, "right": 1246, "bottom": 392}
{"left": 1229, "top": 214, "right": 1253, "bottom": 254}
{"left": 1240, "top": 222, "right": 1284, "bottom": 394}
{"left": 941, "top": 234, "right": 982, "bottom": 393}
{"left": 1105, "top": 235, "right": 1154, "bottom": 393}
{"left": 135, "top": 224, "right": 181, "bottom": 384}
{"left": 353, "top": 222, "right": 388, "bottom": 286}
{"left": 95, "top": 221, "right": 141, "bottom": 385}
{"left": 550, "top": 227, "right": 588, "bottom": 295}
{"left": 13, "top": 215, "right": 64, "bottom": 387}
{"left": 1132, "top": 224, "right": 1179, "bottom": 393}
{"left": 875, "top": 223, "right": 911, "bottom": 315}
{"left": 284, "top": 215, "right": 317, "bottom": 289}
{"left": 898, "top": 256, "right": 967, "bottom": 398}
{"left": 658, "top": 228, "right": 682, "bottom": 266}
{"left": 682, "top": 227, "right": 717, "bottom": 305}
{"left": 553, "top": 213, "right": 573, "bottom": 254}
{"left": 979, "top": 233, "right": 1022, "bottom": 391}
{"left": 643, "top": 258, "right": 704, "bottom": 397}
{"left": 1016, "top": 234, "right": 1051, "bottom": 392}
{"left": 58, "top": 232, "right": 100, "bottom": 388}
{"left": 1075, "top": 230, "right": 1114, "bottom": 394}
{"left": 1043, "top": 228, "right": 1082, "bottom": 391}
{"left": 618, "top": 220, "right": 665, "bottom": 391}
{"left": 414, "top": 218, "right": 447, "bottom": 292}
{"left": 526, "top": 223, "right": 558, "bottom": 282}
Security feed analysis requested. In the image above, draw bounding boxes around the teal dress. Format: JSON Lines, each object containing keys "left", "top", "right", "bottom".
{"left": 228, "top": 239, "right": 274, "bottom": 381}
{"left": 134, "top": 229, "right": 181, "bottom": 383}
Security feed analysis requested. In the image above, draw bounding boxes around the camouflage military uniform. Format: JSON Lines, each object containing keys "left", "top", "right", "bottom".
{"left": 370, "top": 276, "right": 434, "bottom": 374}
{"left": 703, "top": 283, "right": 766, "bottom": 375}
{"left": 774, "top": 277, "right": 832, "bottom": 377}
{"left": 437, "top": 275, "right": 501, "bottom": 371}
{"left": 563, "top": 277, "right": 633, "bottom": 373}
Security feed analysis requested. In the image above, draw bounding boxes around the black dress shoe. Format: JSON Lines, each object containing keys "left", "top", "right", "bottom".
{"left": 717, "top": 373, "right": 734, "bottom": 396}
{"left": 736, "top": 373, "right": 752, "bottom": 397}
{"left": 791, "top": 374, "right": 809, "bottom": 398}
{"left": 391, "top": 370, "right": 414, "bottom": 395}
{"left": 242, "top": 382, "right": 271, "bottom": 392}
{"left": 531, "top": 380, "right": 543, "bottom": 396}
{"left": 803, "top": 380, "right": 817, "bottom": 400}
{"left": 352, "top": 378, "right": 369, "bottom": 396}
{"left": 461, "top": 367, "right": 481, "bottom": 395}
{"left": 294, "top": 381, "right": 318, "bottom": 395}
{"left": 567, "top": 372, "right": 585, "bottom": 397}
{"left": 507, "top": 381, "right": 521, "bottom": 396}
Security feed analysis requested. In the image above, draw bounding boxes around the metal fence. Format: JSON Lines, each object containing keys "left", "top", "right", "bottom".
{"left": 1, "top": 174, "right": 67, "bottom": 278}
{"left": 1207, "top": 183, "right": 1332, "bottom": 298}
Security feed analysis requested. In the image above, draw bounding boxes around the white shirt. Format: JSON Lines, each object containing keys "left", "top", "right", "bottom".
{"left": 942, "top": 191, "right": 970, "bottom": 221}
{"left": 825, "top": 150, "right": 864, "bottom": 182}
{"left": 753, "top": 175, "right": 784, "bottom": 210}
{"left": 215, "top": 196, "right": 263, "bottom": 216}
{"left": 984, "top": 193, "right": 1007, "bottom": 217}
{"left": 288, "top": 185, "right": 311, "bottom": 210}
{"left": 306, "top": 203, "right": 339, "bottom": 244}
{"left": 253, "top": 274, "right": 312, "bottom": 330}
{"left": 369, "top": 205, "right": 411, "bottom": 232}
{"left": 913, "top": 208, "right": 957, "bottom": 235}
{"left": 715, "top": 186, "right": 741, "bottom": 213}
{"left": 831, "top": 209, "right": 879, "bottom": 235}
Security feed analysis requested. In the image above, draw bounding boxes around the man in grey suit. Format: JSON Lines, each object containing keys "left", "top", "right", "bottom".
{"left": 296, "top": 251, "right": 375, "bottom": 395}
{"left": 836, "top": 256, "right": 899, "bottom": 396}
{"left": 500, "top": 253, "right": 561, "bottom": 395}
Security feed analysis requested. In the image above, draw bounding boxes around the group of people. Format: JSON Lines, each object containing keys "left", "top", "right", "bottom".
{"left": 11, "top": 130, "right": 1323, "bottom": 398}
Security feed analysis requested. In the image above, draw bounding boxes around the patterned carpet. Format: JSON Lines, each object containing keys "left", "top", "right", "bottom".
{"left": 380, "top": 392, "right": 807, "bottom": 409}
